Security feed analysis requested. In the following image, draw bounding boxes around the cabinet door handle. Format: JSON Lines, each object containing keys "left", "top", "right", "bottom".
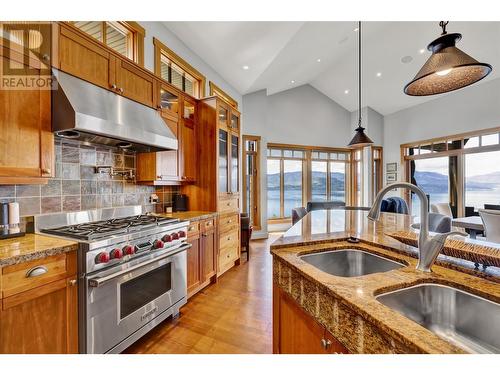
{"left": 119, "top": 87, "right": 124, "bottom": 93}
{"left": 320, "top": 338, "right": 332, "bottom": 350}
{"left": 26, "top": 266, "right": 48, "bottom": 278}
{"left": 69, "top": 279, "right": 77, "bottom": 286}
{"left": 157, "top": 175, "right": 162, "bottom": 180}
{"left": 41, "top": 168, "right": 51, "bottom": 175}
{"left": 110, "top": 84, "right": 117, "bottom": 90}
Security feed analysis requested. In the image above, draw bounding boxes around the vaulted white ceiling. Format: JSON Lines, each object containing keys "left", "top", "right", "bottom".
{"left": 164, "top": 21, "right": 500, "bottom": 115}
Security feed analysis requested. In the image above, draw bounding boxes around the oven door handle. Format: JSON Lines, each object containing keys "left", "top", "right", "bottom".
{"left": 88, "top": 243, "right": 191, "bottom": 288}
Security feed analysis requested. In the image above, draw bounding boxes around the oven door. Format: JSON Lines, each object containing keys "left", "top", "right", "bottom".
{"left": 85, "top": 246, "right": 187, "bottom": 353}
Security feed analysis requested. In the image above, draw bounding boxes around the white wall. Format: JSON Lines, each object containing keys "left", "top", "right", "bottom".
{"left": 243, "top": 85, "right": 354, "bottom": 236}
{"left": 383, "top": 78, "right": 500, "bottom": 184}
{"left": 138, "top": 22, "right": 242, "bottom": 107}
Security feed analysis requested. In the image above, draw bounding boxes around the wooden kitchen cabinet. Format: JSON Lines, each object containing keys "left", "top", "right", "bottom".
{"left": 182, "top": 96, "right": 241, "bottom": 277}
{"left": 57, "top": 23, "right": 155, "bottom": 108}
{"left": 186, "top": 218, "right": 218, "bottom": 299}
{"left": 0, "top": 251, "right": 78, "bottom": 353}
{"left": 114, "top": 56, "right": 155, "bottom": 107}
{"left": 273, "top": 284, "right": 349, "bottom": 354}
{"left": 0, "top": 44, "right": 54, "bottom": 184}
{"left": 187, "top": 229, "right": 202, "bottom": 297}
{"left": 136, "top": 94, "right": 197, "bottom": 185}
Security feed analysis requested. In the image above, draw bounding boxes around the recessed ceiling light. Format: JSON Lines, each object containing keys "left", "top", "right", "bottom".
{"left": 242, "top": 65, "right": 249, "bottom": 70}
{"left": 419, "top": 49, "right": 425, "bottom": 54}
{"left": 376, "top": 72, "right": 382, "bottom": 77}
{"left": 401, "top": 55, "right": 413, "bottom": 64}
{"left": 316, "top": 58, "right": 321, "bottom": 63}
{"left": 344, "top": 89, "right": 349, "bottom": 94}
{"left": 291, "top": 80, "right": 295, "bottom": 84}
{"left": 354, "top": 27, "right": 359, "bottom": 32}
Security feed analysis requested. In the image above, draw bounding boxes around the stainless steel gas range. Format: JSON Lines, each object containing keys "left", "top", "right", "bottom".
{"left": 35, "top": 206, "right": 189, "bottom": 354}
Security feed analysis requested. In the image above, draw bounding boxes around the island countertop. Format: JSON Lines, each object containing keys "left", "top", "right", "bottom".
{"left": 270, "top": 209, "right": 500, "bottom": 354}
{"left": 0, "top": 233, "right": 78, "bottom": 267}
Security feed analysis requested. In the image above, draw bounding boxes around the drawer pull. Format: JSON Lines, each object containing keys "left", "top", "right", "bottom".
{"left": 189, "top": 226, "right": 195, "bottom": 231}
{"left": 26, "top": 266, "right": 48, "bottom": 278}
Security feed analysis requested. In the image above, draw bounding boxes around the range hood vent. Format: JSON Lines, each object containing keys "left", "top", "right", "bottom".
{"left": 52, "top": 69, "right": 177, "bottom": 152}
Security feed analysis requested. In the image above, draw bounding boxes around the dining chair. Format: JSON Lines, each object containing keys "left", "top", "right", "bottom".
{"left": 411, "top": 213, "right": 452, "bottom": 233}
{"left": 430, "top": 203, "right": 453, "bottom": 218}
{"left": 484, "top": 204, "right": 500, "bottom": 211}
{"left": 478, "top": 209, "right": 500, "bottom": 243}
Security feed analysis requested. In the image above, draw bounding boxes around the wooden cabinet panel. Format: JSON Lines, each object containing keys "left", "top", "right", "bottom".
{"left": 58, "top": 24, "right": 112, "bottom": 90}
{"left": 201, "top": 219, "right": 217, "bottom": 281}
{"left": 115, "top": 57, "right": 155, "bottom": 107}
{"left": 179, "top": 119, "right": 197, "bottom": 182}
{"left": 187, "top": 235, "right": 201, "bottom": 297}
{"left": 1, "top": 253, "right": 69, "bottom": 298}
{"left": 0, "top": 54, "right": 53, "bottom": 183}
{"left": 219, "top": 213, "right": 239, "bottom": 234}
{"left": 273, "top": 284, "right": 349, "bottom": 354}
{"left": 218, "top": 196, "right": 239, "bottom": 214}
{"left": 0, "top": 252, "right": 78, "bottom": 354}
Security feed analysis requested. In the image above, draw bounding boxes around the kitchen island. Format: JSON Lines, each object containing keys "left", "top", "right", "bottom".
{"left": 271, "top": 209, "right": 500, "bottom": 354}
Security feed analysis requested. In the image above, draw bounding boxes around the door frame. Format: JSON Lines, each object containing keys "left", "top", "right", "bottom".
{"left": 242, "top": 134, "right": 261, "bottom": 230}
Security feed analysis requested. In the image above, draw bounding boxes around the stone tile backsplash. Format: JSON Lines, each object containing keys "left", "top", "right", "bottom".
{"left": 0, "top": 139, "right": 179, "bottom": 217}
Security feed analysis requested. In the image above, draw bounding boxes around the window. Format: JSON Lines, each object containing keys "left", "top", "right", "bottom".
{"left": 71, "top": 22, "right": 145, "bottom": 65}
{"left": 372, "top": 146, "right": 383, "bottom": 199}
{"left": 465, "top": 150, "right": 500, "bottom": 210}
{"left": 209, "top": 81, "right": 238, "bottom": 109}
{"left": 402, "top": 127, "right": 500, "bottom": 217}
{"left": 154, "top": 38, "right": 205, "bottom": 98}
{"left": 266, "top": 145, "right": 351, "bottom": 222}
{"left": 267, "top": 147, "right": 305, "bottom": 219}
{"left": 352, "top": 150, "right": 363, "bottom": 206}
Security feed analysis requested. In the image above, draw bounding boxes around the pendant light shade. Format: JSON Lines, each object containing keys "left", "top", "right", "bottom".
{"left": 348, "top": 21, "right": 373, "bottom": 148}
{"left": 404, "top": 21, "right": 492, "bottom": 96}
{"left": 348, "top": 125, "right": 373, "bottom": 148}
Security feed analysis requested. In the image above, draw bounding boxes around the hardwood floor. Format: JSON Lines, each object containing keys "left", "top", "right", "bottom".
{"left": 125, "top": 235, "right": 277, "bottom": 354}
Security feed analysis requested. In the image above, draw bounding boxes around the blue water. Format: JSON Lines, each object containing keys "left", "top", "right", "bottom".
{"left": 267, "top": 189, "right": 345, "bottom": 218}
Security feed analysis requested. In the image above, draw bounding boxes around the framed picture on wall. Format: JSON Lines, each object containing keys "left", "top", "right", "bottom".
{"left": 386, "top": 172, "right": 397, "bottom": 182}
{"left": 386, "top": 162, "right": 397, "bottom": 173}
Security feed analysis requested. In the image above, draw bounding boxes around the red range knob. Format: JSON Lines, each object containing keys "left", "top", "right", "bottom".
{"left": 95, "top": 252, "right": 110, "bottom": 264}
{"left": 110, "top": 248, "right": 122, "bottom": 259}
{"left": 172, "top": 232, "right": 179, "bottom": 240}
{"left": 162, "top": 234, "right": 172, "bottom": 242}
{"left": 178, "top": 230, "right": 186, "bottom": 238}
{"left": 154, "top": 239, "right": 164, "bottom": 249}
{"left": 123, "top": 245, "right": 135, "bottom": 255}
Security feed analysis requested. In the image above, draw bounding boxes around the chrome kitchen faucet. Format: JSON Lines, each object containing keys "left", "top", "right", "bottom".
{"left": 367, "top": 182, "right": 465, "bottom": 272}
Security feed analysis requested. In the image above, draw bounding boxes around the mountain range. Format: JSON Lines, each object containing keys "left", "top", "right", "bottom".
{"left": 267, "top": 170, "right": 499, "bottom": 194}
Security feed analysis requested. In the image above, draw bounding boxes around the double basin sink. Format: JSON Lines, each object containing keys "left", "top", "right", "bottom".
{"left": 300, "top": 249, "right": 500, "bottom": 353}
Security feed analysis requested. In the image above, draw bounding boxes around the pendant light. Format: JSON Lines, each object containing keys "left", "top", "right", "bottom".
{"left": 348, "top": 21, "right": 373, "bottom": 148}
{"left": 404, "top": 21, "right": 492, "bottom": 96}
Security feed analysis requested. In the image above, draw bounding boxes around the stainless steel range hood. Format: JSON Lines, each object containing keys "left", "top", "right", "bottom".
{"left": 52, "top": 69, "right": 177, "bottom": 152}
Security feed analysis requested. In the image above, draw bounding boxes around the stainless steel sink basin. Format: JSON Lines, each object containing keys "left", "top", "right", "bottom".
{"left": 300, "top": 249, "right": 405, "bottom": 277}
{"left": 376, "top": 284, "right": 500, "bottom": 353}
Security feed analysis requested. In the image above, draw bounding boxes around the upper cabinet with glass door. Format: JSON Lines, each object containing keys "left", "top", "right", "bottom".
{"left": 158, "top": 83, "right": 179, "bottom": 120}
{"left": 183, "top": 97, "right": 196, "bottom": 126}
{"left": 230, "top": 110, "right": 240, "bottom": 132}
{"left": 217, "top": 101, "right": 230, "bottom": 130}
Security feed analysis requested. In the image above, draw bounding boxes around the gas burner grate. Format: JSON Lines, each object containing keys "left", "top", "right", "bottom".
{"left": 41, "top": 215, "right": 180, "bottom": 241}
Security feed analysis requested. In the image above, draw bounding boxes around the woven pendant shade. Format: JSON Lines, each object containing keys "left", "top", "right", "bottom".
{"left": 405, "top": 29, "right": 492, "bottom": 96}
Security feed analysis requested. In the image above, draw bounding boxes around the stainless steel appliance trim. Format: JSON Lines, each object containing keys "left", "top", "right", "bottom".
{"left": 105, "top": 296, "right": 186, "bottom": 354}
{"left": 88, "top": 244, "right": 191, "bottom": 287}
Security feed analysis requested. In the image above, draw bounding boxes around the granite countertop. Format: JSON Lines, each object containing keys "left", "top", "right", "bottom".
{"left": 271, "top": 210, "right": 500, "bottom": 353}
{"left": 0, "top": 233, "right": 78, "bottom": 267}
{"left": 158, "top": 211, "right": 218, "bottom": 222}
